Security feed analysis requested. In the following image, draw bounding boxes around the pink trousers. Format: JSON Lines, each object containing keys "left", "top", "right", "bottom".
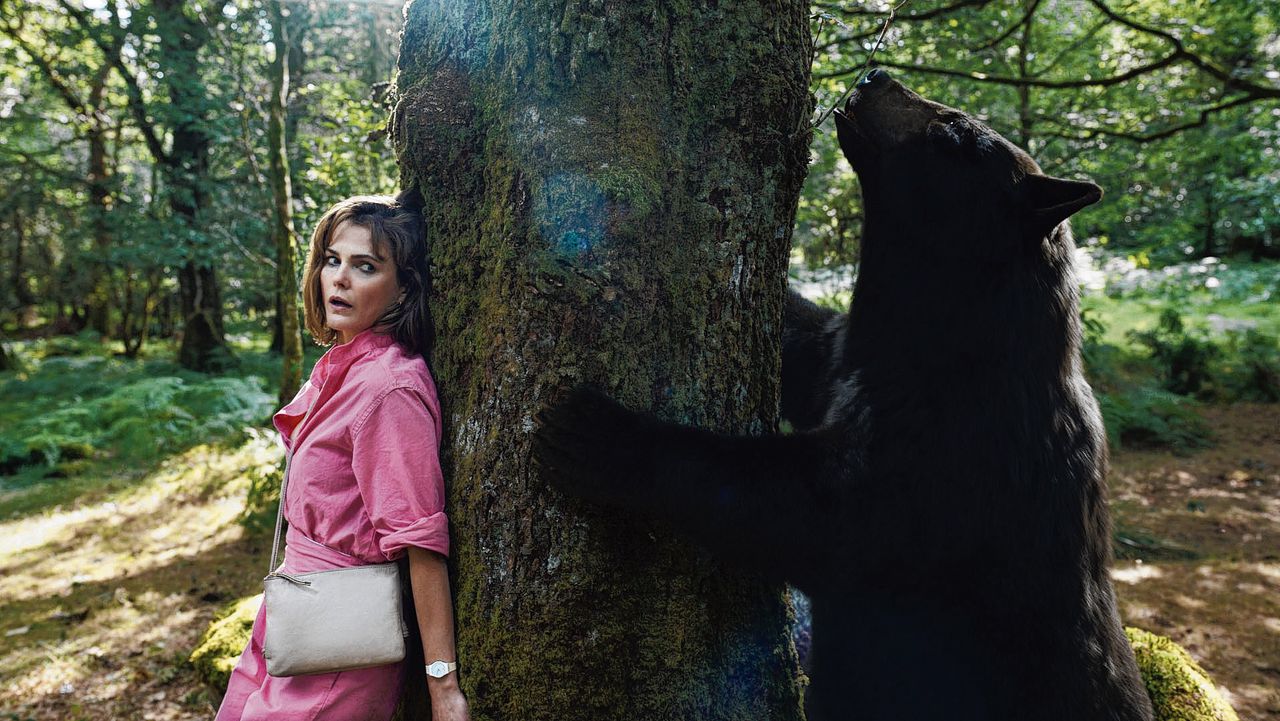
{"left": 215, "top": 528, "right": 405, "bottom": 721}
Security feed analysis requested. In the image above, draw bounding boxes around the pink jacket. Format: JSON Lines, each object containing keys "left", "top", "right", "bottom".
{"left": 273, "top": 328, "right": 449, "bottom": 564}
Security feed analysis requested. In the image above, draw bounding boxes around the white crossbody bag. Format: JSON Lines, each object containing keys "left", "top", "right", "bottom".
{"left": 262, "top": 409, "right": 408, "bottom": 677}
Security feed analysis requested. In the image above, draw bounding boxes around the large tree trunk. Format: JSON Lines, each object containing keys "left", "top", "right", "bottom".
{"left": 155, "top": 0, "right": 232, "bottom": 372}
{"left": 269, "top": 0, "right": 303, "bottom": 404}
{"left": 393, "top": 2, "right": 813, "bottom": 718}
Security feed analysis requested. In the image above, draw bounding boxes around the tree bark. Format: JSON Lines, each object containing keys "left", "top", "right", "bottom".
{"left": 393, "top": 2, "right": 813, "bottom": 718}
{"left": 85, "top": 65, "right": 113, "bottom": 336}
{"left": 154, "top": 0, "right": 232, "bottom": 372}
{"left": 269, "top": 0, "right": 303, "bottom": 404}
{"left": 1201, "top": 186, "right": 1217, "bottom": 258}
{"left": 1015, "top": 0, "right": 1035, "bottom": 150}
{"left": 10, "top": 209, "right": 36, "bottom": 309}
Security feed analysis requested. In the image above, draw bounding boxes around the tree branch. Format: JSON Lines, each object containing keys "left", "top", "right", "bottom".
{"left": 972, "top": 0, "right": 1042, "bottom": 52}
{"left": 1086, "top": 0, "right": 1280, "bottom": 100}
{"left": 58, "top": 0, "right": 171, "bottom": 165}
{"left": 814, "top": 0, "right": 994, "bottom": 52}
{"left": 818, "top": 54, "right": 1179, "bottom": 87}
{"left": 814, "top": 0, "right": 991, "bottom": 21}
{"left": 0, "top": 19, "right": 88, "bottom": 116}
{"left": 1029, "top": 18, "right": 1108, "bottom": 78}
{"left": 1036, "top": 94, "right": 1258, "bottom": 144}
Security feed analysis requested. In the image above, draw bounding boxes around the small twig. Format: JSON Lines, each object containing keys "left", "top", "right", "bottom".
{"left": 812, "top": 0, "right": 914, "bottom": 129}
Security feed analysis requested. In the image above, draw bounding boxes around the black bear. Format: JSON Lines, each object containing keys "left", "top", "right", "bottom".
{"left": 533, "top": 69, "right": 1153, "bottom": 721}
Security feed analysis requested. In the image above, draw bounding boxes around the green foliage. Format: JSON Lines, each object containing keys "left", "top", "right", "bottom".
{"left": 0, "top": 374, "right": 272, "bottom": 471}
{"left": 1099, "top": 257, "right": 1280, "bottom": 308}
{"left": 1128, "top": 309, "right": 1222, "bottom": 397}
{"left": 1217, "top": 329, "right": 1280, "bottom": 402}
{"left": 189, "top": 593, "right": 262, "bottom": 697}
{"left": 0, "top": 0, "right": 403, "bottom": 349}
{"left": 1096, "top": 386, "right": 1212, "bottom": 454}
{"left": 1082, "top": 305, "right": 1214, "bottom": 453}
{"left": 240, "top": 453, "right": 284, "bottom": 534}
{"left": 798, "top": 1, "right": 1280, "bottom": 268}
{"left": 0, "top": 345, "right": 275, "bottom": 475}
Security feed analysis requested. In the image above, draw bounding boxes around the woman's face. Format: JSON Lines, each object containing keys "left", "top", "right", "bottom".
{"left": 320, "top": 221, "right": 404, "bottom": 344}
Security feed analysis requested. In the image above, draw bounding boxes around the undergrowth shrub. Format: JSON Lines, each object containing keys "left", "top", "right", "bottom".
{"left": 38, "top": 330, "right": 110, "bottom": 358}
{"left": 240, "top": 455, "right": 284, "bottom": 534}
{"left": 1096, "top": 387, "right": 1212, "bottom": 453}
{"left": 0, "top": 375, "right": 274, "bottom": 471}
{"left": 1127, "top": 308, "right": 1220, "bottom": 397}
{"left": 1217, "top": 329, "right": 1280, "bottom": 402}
{"left": 1083, "top": 307, "right": 1214, "bottom": 453}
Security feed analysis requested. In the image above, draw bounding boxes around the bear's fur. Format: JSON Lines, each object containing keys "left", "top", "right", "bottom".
{"left": 534, "top": 70, "right": 1153, "bottom": 721}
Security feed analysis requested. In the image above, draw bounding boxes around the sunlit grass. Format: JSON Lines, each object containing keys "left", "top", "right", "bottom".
{"left": 0, "top": 434, "right": 279, "bottom": 603}
{"left": 0, "top": 433, "right": 278, "bottom": 719}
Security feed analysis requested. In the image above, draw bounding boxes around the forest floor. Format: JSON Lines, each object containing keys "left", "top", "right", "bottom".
{"left": 1110, "top": 401, "right": 1280, "bottom": 720}
{"left": 0, "top": 404, "right": 1277, "bottom": 721}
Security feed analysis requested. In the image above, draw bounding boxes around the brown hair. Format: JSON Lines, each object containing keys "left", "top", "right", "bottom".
{"left": 301, "top": 189, "right": 434, "bottom": 359}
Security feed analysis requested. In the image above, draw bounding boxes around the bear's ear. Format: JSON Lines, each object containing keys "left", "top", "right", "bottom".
{"left": 1021, "top": 174, "right": 1103, "bottom": 238}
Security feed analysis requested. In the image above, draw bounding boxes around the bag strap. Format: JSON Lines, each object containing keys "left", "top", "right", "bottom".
{"left": 268, "top": 401, "right": 316, "bottom": 575}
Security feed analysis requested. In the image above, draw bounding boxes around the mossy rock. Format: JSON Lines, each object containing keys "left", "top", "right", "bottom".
{"left": 189, "top": 593, "right": 261, "bottom": 703}
{"left": 1127, "top": 627, "right": 1239, "bottom": 721}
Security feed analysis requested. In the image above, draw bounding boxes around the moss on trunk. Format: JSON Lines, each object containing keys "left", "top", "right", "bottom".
{"left": 393, "top": 1, "right": 813, "bottom": 718}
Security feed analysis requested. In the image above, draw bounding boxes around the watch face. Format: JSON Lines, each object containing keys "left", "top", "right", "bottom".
{"left": 428, "top": 661, "right": 447, "bottom": 677}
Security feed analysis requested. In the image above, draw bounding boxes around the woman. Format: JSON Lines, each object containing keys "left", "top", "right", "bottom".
{"left": 217, "top": 192, "right": 469, "bottom": 721}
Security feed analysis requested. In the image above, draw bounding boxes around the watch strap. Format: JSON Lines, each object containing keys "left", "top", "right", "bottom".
{"left": 426, "top": 660, "right": 458, "bottom": 677}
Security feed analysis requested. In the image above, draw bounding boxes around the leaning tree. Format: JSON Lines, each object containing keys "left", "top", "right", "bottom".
{"left": 392, "top": 1, "right": 815, "bottom": 718}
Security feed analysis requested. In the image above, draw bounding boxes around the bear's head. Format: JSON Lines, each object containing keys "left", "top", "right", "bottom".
{"left": 833, "top": 70, "right": 1103, "bottom": 369}
{"left": 835, "top": 69, "right": 1101, "bottom": 255}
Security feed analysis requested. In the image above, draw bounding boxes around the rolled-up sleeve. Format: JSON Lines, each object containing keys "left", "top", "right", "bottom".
{"left": 351, "top": 386, "right": 450, "bottom": 559}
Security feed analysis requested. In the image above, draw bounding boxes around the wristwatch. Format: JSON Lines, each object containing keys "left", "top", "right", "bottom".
{"left": 426, "top": 660, "right": 458, "bottom": 678}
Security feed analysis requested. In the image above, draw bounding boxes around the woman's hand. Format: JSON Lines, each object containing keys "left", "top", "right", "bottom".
{"left": 428, "top": 677, "right": 470, "bottom": 721}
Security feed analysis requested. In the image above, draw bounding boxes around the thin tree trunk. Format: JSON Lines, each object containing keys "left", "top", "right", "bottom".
{"left": 362, "top": 4, "right": 385, "bottom": 185}
{"left": 394, "top": 1, "right": 813, "bottom": 718}
{"left": 269, "top": 291, "right": 284, "bottom": 353}
{"left": 1202, "top": 188, "right": 1217, "bottom": 257}
{"left": 85, "top": 66, "right": 113, "bottom": 336}
{"left": 1016, "top": 0, "right": 1035, "bottom": 150}
{"left": 269, "top": 0, "right": 302, "bottom": 403}
{"left": 11, "top": 209, "right": 36, "bottom": 309}
{"left": 119, "top": 270, "right": 162, "bottom": 358}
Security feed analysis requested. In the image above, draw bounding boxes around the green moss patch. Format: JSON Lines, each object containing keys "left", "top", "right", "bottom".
{"left": 1127, "top": 627, "right": 1238, "bottom": 721}
{"left": 189, "top": 593, "right": 261, "bottom": 699}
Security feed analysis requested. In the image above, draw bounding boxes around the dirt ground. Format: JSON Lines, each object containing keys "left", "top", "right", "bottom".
{"left": 0, "top": 405, "right": 1277, "bottom": 720}
{"left": 1110, "top": 402, "right": 1280, "bottom": 720}
{"left": 0, "top": 438, "right": 274, "bottom": 721}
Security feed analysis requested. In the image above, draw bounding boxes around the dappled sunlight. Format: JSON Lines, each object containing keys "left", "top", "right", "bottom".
{"left": 1118, "top": 559, "right": 1280, "bottom": 720}
{"left": 1174, "top": 593, "right": 1207, "bottom": 610}
{"left": 0, "top": 433, "right": 278, "bottom": 720}
{"left": 3, "top": 589, "right": 210, "bottom": 718}
{"left": 1112, "top": 562, "right": 1165, "bottom": 585}
{"left": 1107, "top": 401, "right": 1280, "bottom": 720}
{"left": 0, "top": 435, "right": 279, "bottom": 602}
